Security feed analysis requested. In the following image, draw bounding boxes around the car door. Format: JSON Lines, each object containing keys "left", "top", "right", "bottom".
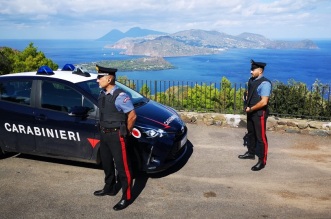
{"left": 0, "top": 78, "right": 36, "bottom": 153}
{"left": 33, "top": 79, "right": 99, "bottom": 160}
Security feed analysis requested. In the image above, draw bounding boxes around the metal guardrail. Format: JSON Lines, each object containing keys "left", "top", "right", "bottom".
{"left": 119, "top": 79, "right": 331, "bottom": 120}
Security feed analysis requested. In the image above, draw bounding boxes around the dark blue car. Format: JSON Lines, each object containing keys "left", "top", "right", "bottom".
{"left": 0, "top": 65, "right": 188, "bottom": 173}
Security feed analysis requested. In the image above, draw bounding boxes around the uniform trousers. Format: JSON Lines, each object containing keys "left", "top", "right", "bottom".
{"left": 100, "top": 130, "right": 132, "bottom": 201}
{"left": 246, "top": 110, "right": 269, "bottom": 165}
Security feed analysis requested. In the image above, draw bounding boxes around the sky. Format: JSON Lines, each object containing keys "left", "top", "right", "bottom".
{"left": 0, "top": 0, "right": 330, "bottom": 40}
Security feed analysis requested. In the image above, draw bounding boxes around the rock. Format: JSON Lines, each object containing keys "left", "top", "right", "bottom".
{"left": 322, "top": 122, "right": 331, "bottom": 130}
{"left": 309, "top": 130, "right": 329, "bottom": 137}
{"left": 287, "top": 121, "right": 298, "bottom": 127}
{"left": 285, "top": 129, "right": 300, "bottom": 134}
{"left": 277, "top": 120, "right": 288, "bottom": 125}
{"left": 215, "top": 120, "right": 223, "bottom": 126}
{"left": 204, "top": 118, "right": 214, "bottom": 126}
{"left": 308, "top": 122, "right": 322, "bottom": 129}
{"left": 298, "top": 122, "right": 309, "bottom": 129}
{"left": 177, "top": 112, "right": 330, "bottom": 138}
{"left": 267, "top": 117, "right": 277, "bottom": 129}
{"left": 224, "top": 114, "right": 241, "bottom": 127}
{"left": 275, "top": 125, "right": 286, "bottom": 131}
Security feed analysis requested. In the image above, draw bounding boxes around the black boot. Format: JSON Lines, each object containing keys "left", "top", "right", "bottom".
{"left": 238, "top": 151, "right": 255, "bottom": 160}
{"left": 113, "top": 199, "right": 131, "bottom": 211}
{"left": 251, "top": 160, "right": 265, "bottom": 171}
{"left": 93, "top": 184, "right": 118, "bottom": 196}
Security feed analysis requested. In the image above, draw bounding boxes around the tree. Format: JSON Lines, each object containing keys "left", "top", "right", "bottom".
{"left": 140, "top": 84, "right": 150, "bottom": 97}
{"left": 0, "top": 47, "right": 17, "bottom": 75}
{"left": 182, "top": 83, "right": 220, "bottom": 111}
{"left": 0, "top": 43, "right": 58, "bottom": 74}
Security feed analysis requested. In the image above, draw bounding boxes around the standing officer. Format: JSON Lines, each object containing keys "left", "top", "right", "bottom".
{"left": 93, "top": 64, "right": 137, "bottom": 211}
{"left": 238, "top": 60, "right": 272, "bottom": 171}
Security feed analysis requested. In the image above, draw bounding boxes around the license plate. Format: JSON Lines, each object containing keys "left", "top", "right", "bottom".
{"left": 180, "top": 134, "right": 187, "bottom": 148}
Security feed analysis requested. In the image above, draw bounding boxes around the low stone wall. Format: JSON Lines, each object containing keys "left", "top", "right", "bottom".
{"left": 178, "top": 112, "right": 331, "bottom": 137}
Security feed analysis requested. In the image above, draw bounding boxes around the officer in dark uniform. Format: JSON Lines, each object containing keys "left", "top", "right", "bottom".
{"left": 238, "top": 60, "right": 272, "bottom": 171}
{"left": 93, "top": 65, "right": 137, "bottom": 211}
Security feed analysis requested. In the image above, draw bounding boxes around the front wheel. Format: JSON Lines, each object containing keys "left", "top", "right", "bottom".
{"left": 0, "top": 148, "right": 5, "bottom": 158}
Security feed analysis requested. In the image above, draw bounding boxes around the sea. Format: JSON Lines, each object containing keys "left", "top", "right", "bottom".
{"left": 1, "top": 39, "right": 331, "bottom": 86}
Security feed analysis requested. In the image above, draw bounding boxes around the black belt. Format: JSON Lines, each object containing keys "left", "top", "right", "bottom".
{"left": 101, "top": 127, "right": 119, "bottom": 133}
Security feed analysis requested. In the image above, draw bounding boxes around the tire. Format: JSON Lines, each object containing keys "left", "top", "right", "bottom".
{"left": 0, "top": 148, "right": 5, "bottom": 158}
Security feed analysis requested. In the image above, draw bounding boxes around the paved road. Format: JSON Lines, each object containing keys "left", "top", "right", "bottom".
{"left": 1, "top": 124, "right": 330, "bottom": 219}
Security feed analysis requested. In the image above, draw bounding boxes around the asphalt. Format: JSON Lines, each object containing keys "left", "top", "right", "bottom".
{"left": 0, "top": 123, "right": 330, "bottom": 219}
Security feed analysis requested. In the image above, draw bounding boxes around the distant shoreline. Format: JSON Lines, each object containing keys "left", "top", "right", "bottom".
{"left": 78, "top": 56, "right": 175, "bottom": 72}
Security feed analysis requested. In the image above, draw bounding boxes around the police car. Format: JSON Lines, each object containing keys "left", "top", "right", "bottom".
{"left": 0, "top": 64, "right": 188, "bottom": 173}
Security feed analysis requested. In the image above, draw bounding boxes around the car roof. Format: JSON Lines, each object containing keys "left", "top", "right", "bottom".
{"left": 0, "top": 67, "right": 98, "bottom": 84}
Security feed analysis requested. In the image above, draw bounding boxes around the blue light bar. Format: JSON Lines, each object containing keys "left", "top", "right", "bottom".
{"left": 62, "top": 64, "right": 75, "bottom": 71}
{"left": 36, "top": 66, "right": 54, "bottom": 75}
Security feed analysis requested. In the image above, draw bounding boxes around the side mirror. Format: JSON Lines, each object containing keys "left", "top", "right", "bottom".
{"left": 68, "top": 106, "right": 90, "bottom": 117}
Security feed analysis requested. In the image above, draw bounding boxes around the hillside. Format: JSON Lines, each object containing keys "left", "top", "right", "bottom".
{"left": 105, "top": 29, "right": 318, "bottom": 57}
{"left": 80, "top": 56, "right": 174, "bottom": 72}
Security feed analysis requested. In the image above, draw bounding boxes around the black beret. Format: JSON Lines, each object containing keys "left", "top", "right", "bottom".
{"left": 96, "top": 64, "right": 117, "bottom": 76}
{"left": 251, "top": 59, "right": 267, "bottom": 70}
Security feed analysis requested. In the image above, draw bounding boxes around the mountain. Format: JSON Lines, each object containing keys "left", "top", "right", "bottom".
{"left": 107, "top": 29, "right": 319, "bottom": 57}
{"left": 97, "top": 29, "right": 124, "bottom": 42}
{"left": 97, "top": 27, "right": 167, "bottom": 42}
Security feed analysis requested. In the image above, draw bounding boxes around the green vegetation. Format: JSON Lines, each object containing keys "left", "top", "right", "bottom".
{"left": 270, "top": 79, "right": 331, "bottom": 119}
{"left": 120, "top": 77, "right": 331, "bottom": 120}
{"left": 0, "top": 43, "right": 58, "bottom": 75}
{"left": 82, "top": 57, "right": 174, "bottom": 72}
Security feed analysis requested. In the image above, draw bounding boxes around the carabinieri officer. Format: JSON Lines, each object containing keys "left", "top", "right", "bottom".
{"left": 238, "top": 60, "right": 272, "bottom": 171}
{"left": 94, "top": 64, "right": 137, "bottom": 211}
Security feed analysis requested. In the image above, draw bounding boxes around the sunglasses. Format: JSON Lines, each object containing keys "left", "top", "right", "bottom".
{"left": 97, "top": 75, "right": 106, "bottom": 79}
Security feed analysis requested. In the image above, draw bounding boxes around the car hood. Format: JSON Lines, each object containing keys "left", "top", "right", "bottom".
{"left": 134, "top": 100, "right": 185, "bottom": 132}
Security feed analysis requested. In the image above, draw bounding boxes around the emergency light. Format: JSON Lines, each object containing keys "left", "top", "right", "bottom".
{"left": 36, "top": 66, "right": 54, "bottom": 75}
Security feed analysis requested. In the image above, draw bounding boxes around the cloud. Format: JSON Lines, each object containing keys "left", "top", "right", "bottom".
{"left": 0, "top": 0, "right": 330, "bottom": 39}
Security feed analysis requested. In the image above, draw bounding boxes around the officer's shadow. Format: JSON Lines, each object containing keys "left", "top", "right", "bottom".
{"left": 130, "top": 140, "right": 194, "bottom": 203}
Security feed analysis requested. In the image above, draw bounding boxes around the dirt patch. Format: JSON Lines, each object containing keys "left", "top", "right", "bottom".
{"left": 318, "top": 196, "right": 331, "bottom": 201}
{"left": 271, "top": 189, "right": 331, "bottom": 212}
{"left": 287, "top": 143, "right": 331, "bottom": 166}
{"left": 298, "top": 153, "right": 331, "bottom": 163}
{"left": 291, "top": 142, "right": 320, "bottom": 150}
{"left": 282, "top": 134, "right": 331, "bottom": 170}
{"left": 276, "top": 190, "right": 299, "bottom": 199}
{"left": 203, "top": 191, "right": 217, "bottom": 198}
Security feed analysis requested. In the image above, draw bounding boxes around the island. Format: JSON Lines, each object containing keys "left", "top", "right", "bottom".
{"left": 79, "top": 56, "right": 175, "bottom": 72}
{"left": 107, "top": 30, "right": 318, "bottom": 57}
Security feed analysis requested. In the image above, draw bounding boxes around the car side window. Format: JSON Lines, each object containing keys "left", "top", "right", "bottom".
{"left": 0, "top": 80, "right": 32, "bottom": 105}
{"left": 41, "top": 81, "right": 94, "bottom": 113}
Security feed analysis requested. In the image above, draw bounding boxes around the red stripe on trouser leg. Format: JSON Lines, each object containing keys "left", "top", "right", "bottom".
{"left": 260, "top": 111, "right": 268, "bottom": 165}
{"left": 119, "top": 133, "right": 132, "bottom": 200}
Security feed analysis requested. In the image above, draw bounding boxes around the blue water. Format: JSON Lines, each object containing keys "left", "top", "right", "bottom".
{"left": 1, "top": 39, "right": 331, "bottom": 86}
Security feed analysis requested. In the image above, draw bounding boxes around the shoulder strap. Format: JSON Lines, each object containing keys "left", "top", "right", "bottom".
{"left": 246, "top": 83, "right": 260, "bottom": 105}
{"left": 110, "top": 88, "right": 124, "bottom": 102}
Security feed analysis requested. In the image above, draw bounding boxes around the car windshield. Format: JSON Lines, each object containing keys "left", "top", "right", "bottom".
{"left": 77, "top": 79, "right": 148, "bottom": 106}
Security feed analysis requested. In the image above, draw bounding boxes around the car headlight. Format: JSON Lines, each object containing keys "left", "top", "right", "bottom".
{"left": 144, "top": 129, "right": 166, "bottom": 138}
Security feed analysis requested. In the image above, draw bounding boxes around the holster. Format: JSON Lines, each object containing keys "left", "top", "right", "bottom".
{"left": 120, "top": 123, "right": 128, "bottom": 137}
